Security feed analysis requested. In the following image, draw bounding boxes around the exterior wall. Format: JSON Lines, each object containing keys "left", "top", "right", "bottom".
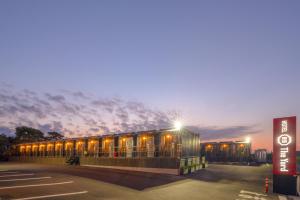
{"left": 255, "top": 149, "right": 267, "bottom": 163}
{"left": 65, "top": 140, "right": 74, "bottom": 156}
{"left": 137, "top": 133, "right": 155, "bottom": 157}
{"left": 180, "top": 129, "right": 201, "bottom": 158}
{"left": 118, "top": 136, "right": 133, "bottom": 158}
{"left": 55, "top": 142, "right": 63, "bottom": 156}
{"left": 9, "top": 156, "right": 179, "bottom": 169}
{"left": 13, "top": 129, "right": 200, "bottom": 169}
{"left": 87, "top": 138, "right": 99, "bottom": 157}
{"left": 201, "top": 141, "right": 251, "bottom": 162}
{"left": 102, "top": 136, "right": 114, "bottom": 157}
{"left": 47, "top": 143, "right": 55, "bottom": 156}
{"left": 75, "top": 140, "right": 85, "bottom": 156}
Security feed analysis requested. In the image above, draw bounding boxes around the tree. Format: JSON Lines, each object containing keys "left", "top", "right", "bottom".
{"left": 0, "top": 134, "right": 11, "bottom": 161}
{"left": 15, "top": 126, "right": 45, "bottom": 143}
{"left": 46, "top": 132, "right": 64, "bottom": 140}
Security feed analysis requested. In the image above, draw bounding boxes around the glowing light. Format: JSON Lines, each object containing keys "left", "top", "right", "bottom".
{"left": 122, "top": 138, "right": 126, "bottom": 142}
{"left": 277, "top": 134, "right": 292, "bottom": 146}
{"left": 174, "top": 121, "right": 182, "bottom": 131}
{"left": 166, "top": 135, "right": 171, "bottom": 139}
{"left": 142, "top": 137, "right": 147, "bottom": 140}
{"left": 245, "top": 137, "right": 251, "bottom": 143}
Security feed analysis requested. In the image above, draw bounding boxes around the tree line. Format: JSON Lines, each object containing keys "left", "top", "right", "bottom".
{"left": 0, "top": 126, "right": 64, "bottom": 161}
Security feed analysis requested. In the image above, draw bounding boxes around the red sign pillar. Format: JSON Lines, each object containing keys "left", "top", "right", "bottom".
{"left": 273, "top": 116, "right": 297, "bottom": 195}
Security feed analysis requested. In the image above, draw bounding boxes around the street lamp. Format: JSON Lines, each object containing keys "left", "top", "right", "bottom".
{"left": 245, "top": 137, "right": 251, "bottom": 143}
{"left": 174, "top": 121, "right": 183, "bottom": 131}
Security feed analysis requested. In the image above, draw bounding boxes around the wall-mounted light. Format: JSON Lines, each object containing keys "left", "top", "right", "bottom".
{"left": 174, "top": 121, "right": 183, "bottom": 131}
{"left": 245, "top": 137, "right": 251, "bottom": 143}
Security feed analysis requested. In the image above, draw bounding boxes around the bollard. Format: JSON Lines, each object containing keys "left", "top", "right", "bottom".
{"left": 265, "top": 177, "right": 269, "bottom": 193}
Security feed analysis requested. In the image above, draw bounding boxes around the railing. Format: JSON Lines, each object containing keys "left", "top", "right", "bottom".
{"left": 16, "top": 145, "right": 182, "bottom": 158}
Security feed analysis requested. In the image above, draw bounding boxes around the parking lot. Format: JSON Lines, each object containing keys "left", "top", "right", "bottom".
{"left": 0, "top": 163, "right": 278, "bottom": 200}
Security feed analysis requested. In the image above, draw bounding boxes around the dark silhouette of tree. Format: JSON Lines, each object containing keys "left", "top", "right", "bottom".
{"left": 15, "top": 126, "right": 45, "bottom": 143}
{"left": 46, "top": 132, "right": 64, "bottom": 140}
{"left": 0, "top": 134, "right": 13, "bottom": 160}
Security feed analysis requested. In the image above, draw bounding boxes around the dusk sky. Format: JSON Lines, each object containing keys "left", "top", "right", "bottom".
{"left": 0, "top": 1, "right": 300, "bottom": 151}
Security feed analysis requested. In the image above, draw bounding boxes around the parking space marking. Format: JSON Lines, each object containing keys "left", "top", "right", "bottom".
{"left": 240, "top": 190, "right": 267, "bottom": 197}
{"left": 236, "top": 190, "right": 269, "bottom": 200}
{"left": 0, "top": 173, "right": 34, "bottom": 178}
{"left": 0, "top": 171, "right": 19, "bottom": 174}
{"left": 0, "top": 181, "right": 74, "bottom": 190}
{"left": 12, "top": 190, "right": 88, "bottom": 200}
{"left": 278, "top": 196, "right": 287, "bottom": 200}
{"left": 0, "top": 177, "right": 52, "bottom": 182}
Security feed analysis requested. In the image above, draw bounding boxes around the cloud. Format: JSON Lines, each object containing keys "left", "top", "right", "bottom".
{"left": 45, "top": 93, "right": 65, "bottom": 103}
{"left": 187, "top": 125, "right": 260, "bottom": 141}
{"left": 61, "top": 90, "right": 90, "bottom": 100}
{"left": 0, "top": 127, "right": 14, "bottom": 135}
{"left": 1, "top": 83, "right": 258, "bottom": 141}
{"left": 37, "top": 121, "right": 64, "bottom": 133}
{"left": 0, "top": 84, "right": 177, "bottom": 137}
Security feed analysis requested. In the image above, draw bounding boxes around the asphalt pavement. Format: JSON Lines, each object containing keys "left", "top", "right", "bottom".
{"left": 0, "top": 162, "right": 278, "bottom": 200}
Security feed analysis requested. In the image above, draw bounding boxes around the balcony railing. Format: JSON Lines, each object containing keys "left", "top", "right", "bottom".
{"left": 15, "top": 145, "right": 182, "bottom": 158}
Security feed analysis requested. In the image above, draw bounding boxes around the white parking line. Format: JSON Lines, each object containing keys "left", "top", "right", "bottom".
{"left": 278, "top": 196, "right": 287, "bottom": 200}
{"left": 0, "top": 173, "right": 34, "bottom": 178}
{"left": 0, "top": 177, "right": 51, "bottom": 182}
{"left": 236, "top": 190, "right": 268, "bottom": 200}
{"left": 0, "top": 171, "right": 19, "bottom": 174}
{"left": 240, "top": 190, "right": 267, "bottom": 196}
{"left": 0, "top": 181, "right": 74, "bottom": 190}
{"left": 12, "top": 191, "right": 88, "bottom": 200}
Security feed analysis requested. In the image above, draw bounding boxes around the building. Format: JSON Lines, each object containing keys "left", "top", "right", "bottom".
{"left": 201, "top": 141, "right": 251, "bottom": 162}
{"left": 254, "top": 149, "right": 267, "bottom": 163}
{"left": 13, "top": 128, "right": 201, "bottom": 173}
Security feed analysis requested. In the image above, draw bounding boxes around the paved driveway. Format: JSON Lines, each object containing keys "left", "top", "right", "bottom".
{"left": 0, "top": 162, "right": 277, "bottom": 200}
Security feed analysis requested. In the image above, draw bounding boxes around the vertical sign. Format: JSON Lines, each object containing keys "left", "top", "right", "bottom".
{"left": 273, "top": 116, "right": 296, "bottom": 176}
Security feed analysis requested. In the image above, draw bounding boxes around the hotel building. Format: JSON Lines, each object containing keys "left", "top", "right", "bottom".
{"left": 12, "top": 128, "right": 201, "bottom": 173}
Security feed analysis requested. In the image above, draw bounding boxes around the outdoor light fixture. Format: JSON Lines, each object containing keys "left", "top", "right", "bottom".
{"left": 143, "top": 136, "right": 147, "bottom": 140}
{"left": 174, "top": 121, "right": 182, "bottom": 131}
{"left": 245, "top": 137, "right": 251, "bottom": 143}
